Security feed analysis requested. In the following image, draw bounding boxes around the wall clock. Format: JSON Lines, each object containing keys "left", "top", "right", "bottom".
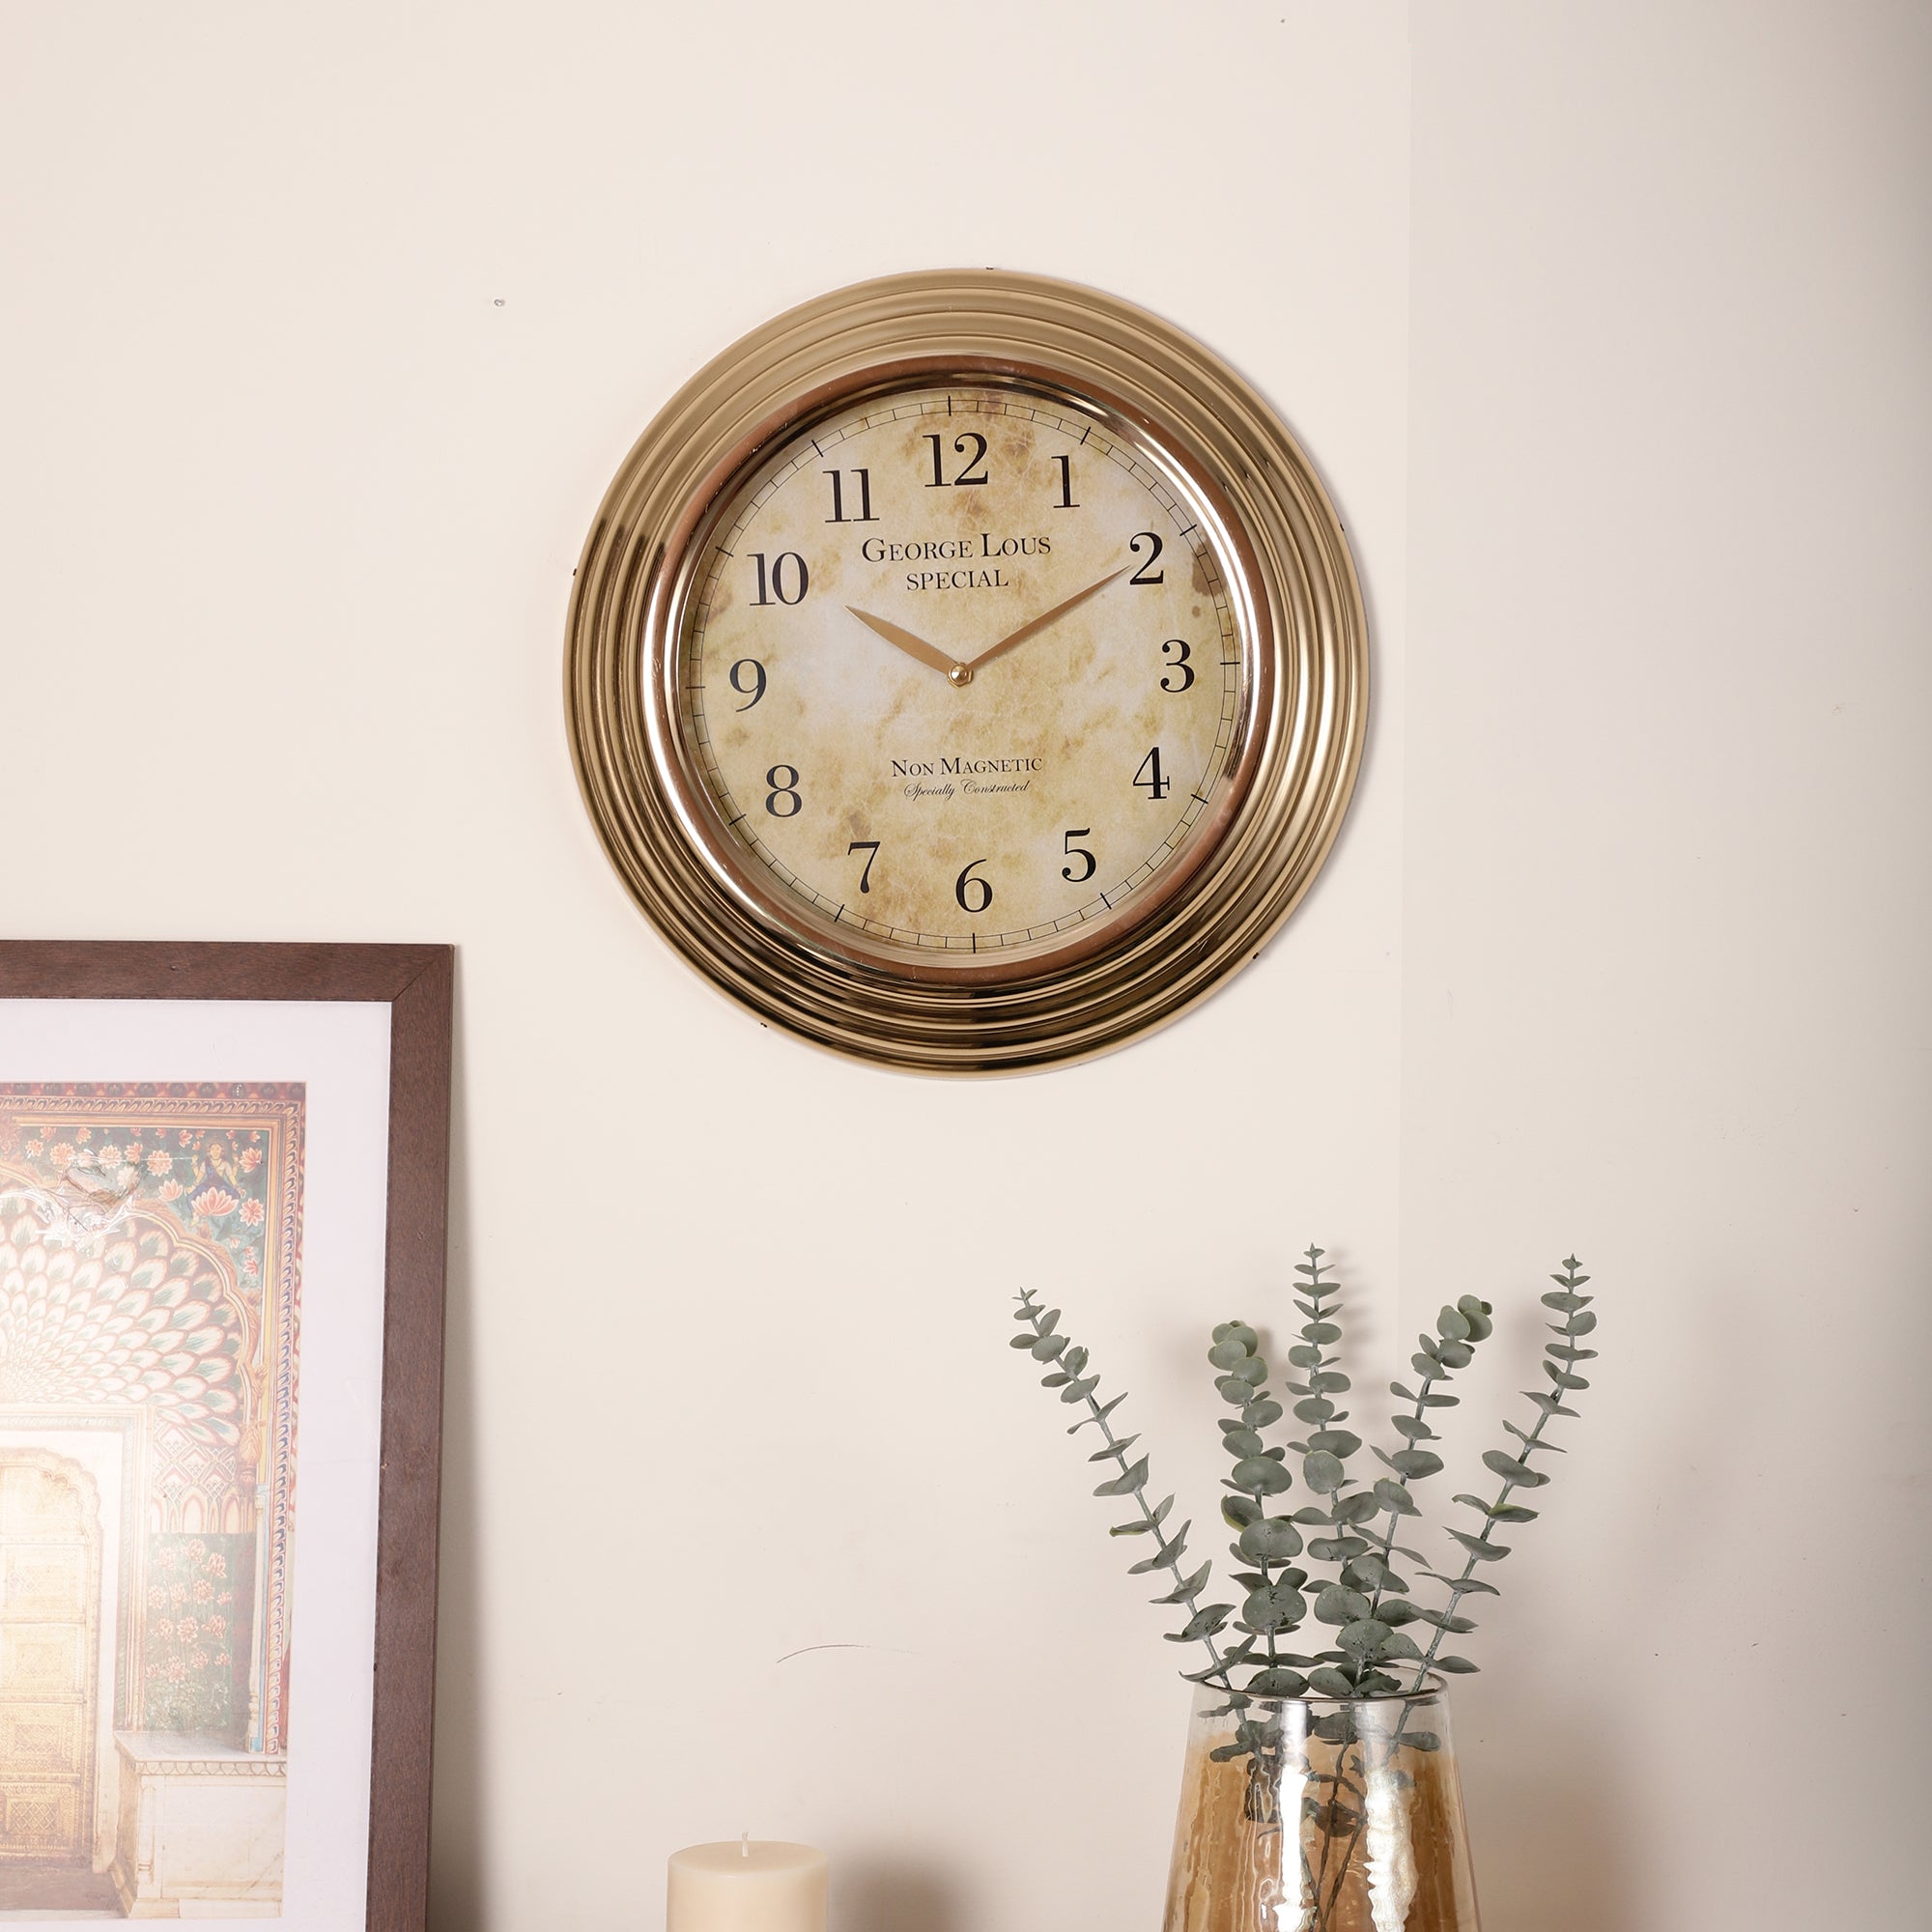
{"left": 565, "top": 270, "right": 1367, "bottom": 1074}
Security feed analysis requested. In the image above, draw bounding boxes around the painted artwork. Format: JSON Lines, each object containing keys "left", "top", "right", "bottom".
{"left": 0, "top": 1084, "right": 301, "bottom": 1918}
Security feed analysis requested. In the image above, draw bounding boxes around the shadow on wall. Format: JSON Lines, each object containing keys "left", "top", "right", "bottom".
{"left": 835, "top": 1857, "right": 966, "bottom": 1932}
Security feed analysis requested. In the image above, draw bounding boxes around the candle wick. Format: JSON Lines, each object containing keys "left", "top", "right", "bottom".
{"left": 740, "top": 1833, "right": 749, "bottom": 1860}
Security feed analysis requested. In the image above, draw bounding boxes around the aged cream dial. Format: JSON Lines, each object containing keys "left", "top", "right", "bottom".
{"left": 681, "top": 381, "right": 1247, "bottom": 963}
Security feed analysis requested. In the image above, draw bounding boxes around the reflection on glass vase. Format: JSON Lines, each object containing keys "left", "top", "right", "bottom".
{"left": 1164, "top": 1675, "right": 1480, "bottom": 1932}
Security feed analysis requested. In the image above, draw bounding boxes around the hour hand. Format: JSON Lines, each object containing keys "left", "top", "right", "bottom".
{"left": 845, "top": 607, "right": 963, "bottom": 679}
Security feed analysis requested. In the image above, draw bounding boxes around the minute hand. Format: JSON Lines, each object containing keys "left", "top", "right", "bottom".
{"left": 961, "top": 567, "right": 1127, "bottom": 673}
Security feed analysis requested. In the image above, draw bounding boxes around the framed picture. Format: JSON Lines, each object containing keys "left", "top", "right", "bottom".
{"left": 0, "top": 944, "right": 452, "bottom": 1929}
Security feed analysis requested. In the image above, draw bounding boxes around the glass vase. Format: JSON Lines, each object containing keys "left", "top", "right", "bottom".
{"left": 1163, "top": 1674, "right": 1480, "bottom": 1932}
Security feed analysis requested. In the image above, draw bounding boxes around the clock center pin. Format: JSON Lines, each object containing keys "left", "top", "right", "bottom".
{"left": 948, "top": 663, "right": 973, "bottom": 687}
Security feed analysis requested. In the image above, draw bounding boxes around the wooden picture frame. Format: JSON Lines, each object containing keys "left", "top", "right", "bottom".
{"left": 0, "top": 943, "right": 453, "bottom": 1929}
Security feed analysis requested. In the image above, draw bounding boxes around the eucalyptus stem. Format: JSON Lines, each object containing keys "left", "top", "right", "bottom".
{"left": 1012, "top": 1290, "right": 1239, "bottom": 1690}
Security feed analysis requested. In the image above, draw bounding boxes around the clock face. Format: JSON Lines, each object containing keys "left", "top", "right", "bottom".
{"left": 672, "top": 379, "right": 1255, "bottom": 970}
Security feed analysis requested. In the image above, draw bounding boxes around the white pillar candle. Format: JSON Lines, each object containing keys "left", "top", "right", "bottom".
{"left": 666, "top": 1838, "right": 828, "bottom": 1932}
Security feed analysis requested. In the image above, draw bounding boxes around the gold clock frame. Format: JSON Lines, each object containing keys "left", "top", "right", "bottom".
{"left": 565, "top": 269, "right": 1368, "bottom": 1075}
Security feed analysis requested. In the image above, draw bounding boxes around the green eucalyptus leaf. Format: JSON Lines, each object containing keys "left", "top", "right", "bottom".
{"left": 1436, "top": 1306, "right": 1471, "bottom": 1343}
{"left": 1222, "top": 1494, "right": 1263, "bottom": 1529}
{"left": 1522, "top": 1392, "right": 1578, "bottom": 1419}
{"left": 1234, "top": 1456, "right": 1293, "bottom": 1495}
{"left": 1404, "top": 1730, "right": 1442, "bottom": 1753}
{"left": 1457, "top": 1295, "right": 1495, "bottom": 1340}
{"left": 1061, "top": 1346, "right": 1089, "bottom": 1377}
{"left": 1489, "top": 1503, "right": 1540, "bottom": 1522}
{"left": 1421, "top": 1569, "right": 1500, "bottom": 1598}
{"left": 1482, "top": 1449, "right": 1550, "bottom": 1488}
{"left": 1059, "top": 1376, "right": 1099, "bottom": 1403}
{"left": 1543, "top": 1363, "right": 1590, "bottom": 1390}
{"left": 1294, "top": 1396, "right": 1336, "bottom": 1425}
{"left": 1308, "top": 1429, "right": 1363, "bottom": 1460}
{"left": 1216, "top": 1376, "right": 1254, "bottom": 1404}
{"left": 1444, "top": 1526, "right": 1509, "bottom": 1561}
{"left": 1331, "top": 1492, "right": 1381, "bottom": 1525}
{"left": 1223, "top": 1428, "right": 1267, "bottom": 1460}
{"left": 1151, "top": 1562, "right": 1215, "bottom": 1605}
{"left": 1132, "top": 1528, "right": 1189, "bottom": 1574}
{"left": 1308, "top": 1667, "right": 1357, "bottom": 1699}
{"left": 1091, "top": 1435, "right": 1140, "bottom": 1462}
{"left": 1409, "top": 1607, "right": 1477, "bottom": 1633}
{"left": 1288, "top": 1345, "right": 1323, "bottom": 1369}
{"left": 1309, "top": 1371, "right": 1351, "bottom": 1393}
{"left": 1009, "top": 1332, "right": 1039, "bottom": 1350}
{"left": 1242, "top": 1583, "right": 1307, "bottom": 1633}
{"left": 1208, "top": 1338, "right": 1249, "bottom": 1371}
{"left": 1342, "top": 1553, "right": 1389, "bottom": 1590}
{"left": 1378, "top": 1631, "right": 1423, "bottom": 1662}
{"left": 1303, "top": 1321, "right": 1342, "bottom": 1345}
{"left": 1569, "top": 1310, "right": 1599, "bottom": 1335}
{"left": 1244, "top": 1397, "right": 1285, "bottom": 1428}
{"left": 1505, "top": 1420, "right": 1563, "bottom": 1452}
{"left": 1031, "top": 1332, "right": 1067, "bottom": 1361}
{"left": 1291, "top": 1507, "right": 1332, "bottom": 1525}
{"left": 1169, "top": 1605, "right": 1233, "bottom": 1642}
{"left": 1436, "top": 1341, "right": 1474, "bottom": 1369}
{"left": 1314, "top": 1584, "right": 1372, "bottom": 1626}
{"left": 1548, "top": 1343, "right": 1599, "bottom": 1361}
{"left": 1151, "top": 1569, "right": 1210, "bottom": 1605}
{"left": 1378, "top": 1598, "right": 1421, "bottom": 1626}
{"left": 1039, "top": 1372, "right": 1070, "bottom": 1388}
{"left": 1151, "top": 1494, "right": 1175, "bottom": 1527}
{"left": 1247, "top": 1667, "right": 1308, "bottom": 1697}
{"left": 1389, "top": 1449, "right": 1445, "bottom": 1481}
{"left": 1392, "top": 1415, "right": 1435, "bottom": 1441}
{"left": 1109, "top": 1520, "right": 1153, "bottom": 1536}
{"left": 1094, "top": 1456, "right": 1151, "bottom": 1497}
{"left": 1239, "top": 1518, "right": 1304, "bottom": 1563}
{"left": 1410, "top": 1352, "right": 1440, "bottom": 1379}
{"left": 1434, "top": 1656, "right": 1481, "bottom": 1673}
{"left": 1374, "top": 1479, "right": 1417, "bottom": 1515}
{"left": 1303, "top": 1450, "right": 1347, "bottom": 1493}
{"left": 1308, "top": 1535, "right": 1370, "bottom": 1563}
{"left": 1337, "top": 1618, "right": 1392, "bottom": 1655}
{"left": 1541, "top": 1291, "right": 1586, "bottom": 1313}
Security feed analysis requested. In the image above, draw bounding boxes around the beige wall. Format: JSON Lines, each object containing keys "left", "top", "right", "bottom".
{"left": 3, "top": 5, "right": 1924, "bottom": 1928}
